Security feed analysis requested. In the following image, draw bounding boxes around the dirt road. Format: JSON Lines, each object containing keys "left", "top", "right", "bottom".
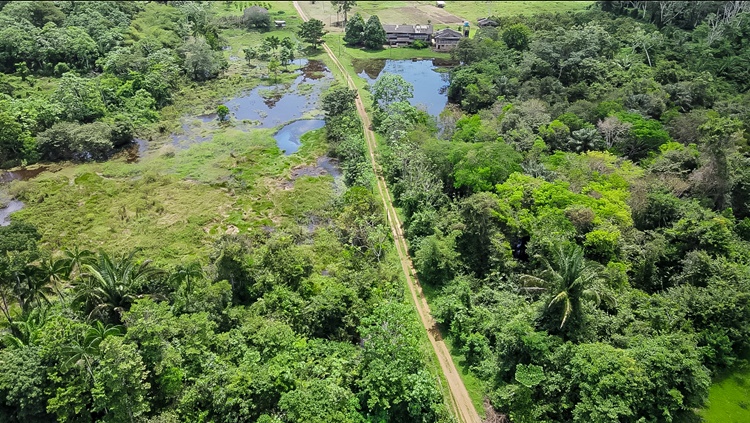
{"left": 292, "top": 3, "right": 482, "bottom": 423}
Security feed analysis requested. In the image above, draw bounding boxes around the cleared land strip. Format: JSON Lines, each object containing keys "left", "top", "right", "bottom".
{"left": 292, "top": 3, "right": 482, "bottom": 423}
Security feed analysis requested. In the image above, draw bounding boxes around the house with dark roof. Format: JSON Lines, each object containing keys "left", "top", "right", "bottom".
{"left": 433, "top": 28, "right": 463, "bottom": 50}
{"left": 382, "top": 24, "right": 434, "bottom": 46}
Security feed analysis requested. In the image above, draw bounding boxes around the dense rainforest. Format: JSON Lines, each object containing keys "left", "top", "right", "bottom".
{"left": 1, "top": 0, "right": 750, "bottom": 422}
{"left": 373, "top": 1, "right": 750, "bottom": 422}
{"left": 0, "top": 1, "right": 450, "bottom": 422}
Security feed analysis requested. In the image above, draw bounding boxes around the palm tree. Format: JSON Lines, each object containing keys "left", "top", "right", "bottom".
{"left": 521, "top": 244, "right": 613, "bottom": 331}
{"left": 1, "top": 307, "right": 48, "bottom": 348}
{"left": 73, "top": 251, "right": 165, "bottom": 322}
{"left": 169, "top": 262, "right": 204, "bottom": 310}
{"left": 35, "top": 255, "right": 71, "bottom": 303}
{"left": 62, "top": 246, "right": 95, "bottom": 280}
{"left": 62, "top": 321, "right": 123, "bottom": 382}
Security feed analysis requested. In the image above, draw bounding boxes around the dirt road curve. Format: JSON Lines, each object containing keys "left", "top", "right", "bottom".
{"left": 292, "top": 3, "right": 482, "bottom": 423}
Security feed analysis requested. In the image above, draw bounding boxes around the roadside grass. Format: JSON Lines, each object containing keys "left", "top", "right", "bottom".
{"left": 701, "top": 364, "right": 750, "bottom": 423}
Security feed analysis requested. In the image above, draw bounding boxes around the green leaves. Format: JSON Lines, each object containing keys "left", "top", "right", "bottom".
{"left": 514, "top": 363, "right": 545, "bottom": 388}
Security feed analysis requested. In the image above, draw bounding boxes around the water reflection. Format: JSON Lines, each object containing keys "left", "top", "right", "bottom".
{"left": 354, "top": 59, "right": 455, "bottom": 117}
{"left": 274, "top": 119, "right": 326, "bottom": 155}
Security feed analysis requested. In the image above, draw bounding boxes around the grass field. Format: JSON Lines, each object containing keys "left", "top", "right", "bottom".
{"left": 701, "top": 365, "right": 750, "bottom": 423}
{"left": 442, "top": 1, "right": 593, "bottom": 23}
{"left": 298, "top": 1, "right": 594, "bottom": 31}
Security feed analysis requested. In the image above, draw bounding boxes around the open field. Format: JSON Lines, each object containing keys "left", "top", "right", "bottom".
{"left": 296, "top": 0, "right": 464, "bottom": 32}
{"left": 702, "top": 365, "right": 750, "bottom": 423}
{"left": 297, "top": 1, "right": 594, "bottom": 31}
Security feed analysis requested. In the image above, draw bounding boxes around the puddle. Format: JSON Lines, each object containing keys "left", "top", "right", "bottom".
{"left": 170, "top": 113, "right": 217, "bottom": 149}
{"left": 0, "top": 165, "right": 50, "bottom": 183}
{"left": 284, "top": 156, "right": 343, "bottom": 192}
{"left": 125, "top": 138, "right": 150, "bottom": 163}
{"left": 274, "top": 119, "right": 326, "bottom": 155}
{"left": 0, "top": 200, "right": 24, "bottom": 226}
{"left": 353, "top": 59, "right": 455, "bottom": 117}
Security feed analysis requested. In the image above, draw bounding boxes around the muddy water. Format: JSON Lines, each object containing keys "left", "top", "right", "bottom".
{"left": 0, "top": 166, "right": 49, "bottom": 183}
{"left": 274, "top": 119, "right": 325, "bottom": 155}
{"left": 353, "top": 59, "right": 455, "bottom": 117}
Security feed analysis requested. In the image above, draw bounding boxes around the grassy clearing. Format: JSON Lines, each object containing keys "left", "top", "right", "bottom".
{"left": 443, "top": 1, "right": 594, "bottom": 22}
{"left": 701, "top": 365, "right": 750, "bottom": 423}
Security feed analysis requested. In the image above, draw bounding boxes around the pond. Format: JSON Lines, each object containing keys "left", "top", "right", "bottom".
{"left": 274, "top": 119, "right": 326, "bottom": 155}
{"left": 353, "top": 58, "right": 455, "bottom": 117}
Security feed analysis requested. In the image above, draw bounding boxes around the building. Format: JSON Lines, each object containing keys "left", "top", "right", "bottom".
{"left": 274, "top": 20, "right": 286, "bottom": 28}
{"left": 433, "top": 28, "right": 463, "bottom": 50}
{"left": 382, "top": 24, "right": 434, "bottom": 46}
{"left": 477, "top": 17, "right": 498, "bottom": 27}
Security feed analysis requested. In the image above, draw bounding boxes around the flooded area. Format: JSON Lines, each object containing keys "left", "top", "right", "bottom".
{"left": 224, "top": 61, "right": 331, "bottom": 127}
{"left": 0, "top": 200, "right": 23, "bottom": 226}
{"left": 165, "top": 59, "right": 333, "bottom": 152}
{"left": 353, "top": 59, "right": 455, "bottom": 117}
{"left": 274, "top": 119, "right": 326, "bottom": 155}
{"left": 0, "top": 165, "right": 54, "bottom": 223}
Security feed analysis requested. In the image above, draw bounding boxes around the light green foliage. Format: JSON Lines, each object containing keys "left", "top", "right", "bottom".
{"left": 92, "top": 337, "right": 151, "bottom": 422}
{"left": 502, "top": 23, "right": 532, "bottom": 51}
{"left": 451, "top": 141, "right": 522, "bottom": 193}
{"left": 370, "top": 73, "right": 413, "bottom": 108}
{"left": 52, "top": 72, "right": 106, "bottom": 122}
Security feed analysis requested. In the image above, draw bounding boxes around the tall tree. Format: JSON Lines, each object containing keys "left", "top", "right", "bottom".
{"left": 343, "top": 12, "right": 365, "bottom": 46}
{"left": 330, "top": 1, "right": 356, "bottom": 26}
{"left": 362, "top": 14, "right": 386, "bottom": 50}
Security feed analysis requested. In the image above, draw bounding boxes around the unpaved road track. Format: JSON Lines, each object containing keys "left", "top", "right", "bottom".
{"left": 293, "top": 3, "right": 482, "bottom": 423}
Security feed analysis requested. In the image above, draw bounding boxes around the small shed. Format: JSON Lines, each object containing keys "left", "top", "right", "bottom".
{"left": 274, "top": 20, "right": 286, "bottom": 28}
{"left": 436, "top": 1, "right": 445, "bottom": 8}
{"left": 433, "top": 28, "right": 463, "bottom": 50}
{"left": 477, "top": 17, "right": 498, "bottom": 27}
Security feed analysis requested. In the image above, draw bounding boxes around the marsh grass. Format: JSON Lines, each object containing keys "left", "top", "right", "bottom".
{"left": 702, "top": 364, "right": 750, "bottom": 423}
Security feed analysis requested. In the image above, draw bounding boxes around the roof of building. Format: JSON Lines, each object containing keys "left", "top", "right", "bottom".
{"left": 382, "top": 24, "right": 434, "bottom": 34}
{"left": 477, "top": 17, "right": 498, "bottom": 26}
{"left": 433, "top": 28, "right": 463, "bottom": 39}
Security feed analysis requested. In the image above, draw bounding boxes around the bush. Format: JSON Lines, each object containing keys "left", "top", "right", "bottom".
{"left": 410, "top": 40, "right": 429, "bottom": 49}
{"left": 37, "top": 121, "right": 117, "bottom": 162}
